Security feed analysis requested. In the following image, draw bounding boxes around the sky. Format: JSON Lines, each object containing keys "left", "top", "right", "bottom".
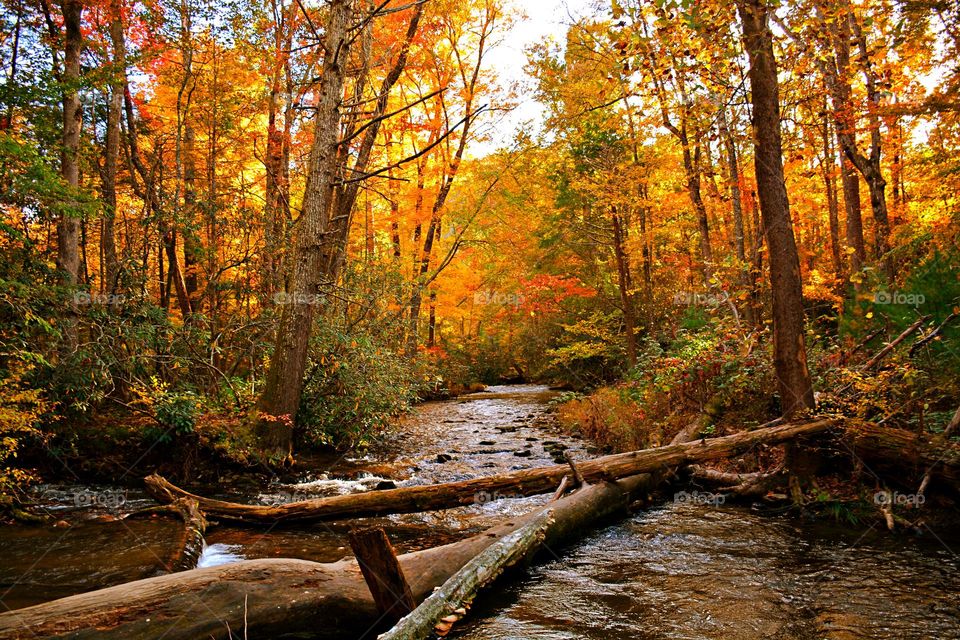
{"left": 468, "top": 0, "right": 597, "bottom": 157}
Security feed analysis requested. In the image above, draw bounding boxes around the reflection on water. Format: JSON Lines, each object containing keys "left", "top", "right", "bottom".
{"left": 4, "top": 384, "right": 960, "bottom": 640}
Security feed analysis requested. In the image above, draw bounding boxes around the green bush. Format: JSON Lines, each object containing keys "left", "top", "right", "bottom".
{"left": 297, "top": 319, "right": 420, "bottom": 451}
{"left": 134, "top": 378, "right": 199, "bottom": 445}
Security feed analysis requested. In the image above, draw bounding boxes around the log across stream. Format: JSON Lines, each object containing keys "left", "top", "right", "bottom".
{"left": 2, "top": 385, "right": 960, "bottom": 639}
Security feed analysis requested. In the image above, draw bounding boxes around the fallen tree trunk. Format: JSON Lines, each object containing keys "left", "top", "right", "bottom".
{"left": 0, "top": 474, "right": 652, "bottom": 640}
{"left": 844, "top": 422, "right": 960, "bottom": 493}
{"left": 145, "top": 419, "right": 837, "bottom": 525}
{"left": 378, "top": 511, "right": 554, "bottom": 640}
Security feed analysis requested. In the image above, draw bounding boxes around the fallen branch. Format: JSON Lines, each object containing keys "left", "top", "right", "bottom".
{"left": 0, "top": 474, "right": 653, "bottom": 640}
{"left": 377, "top": 511, "right": 554, "bottom": 640}
{"left": 910, "top": 312, "right": 959, "bottom": 357}
{"left": 144, "top": 419, "right": 838, "bottom": 525}
{"left": 843, "top": 327, "right": 884, "bottom": 364}
{"left": 916, "top": 405, "right": 960, "bottom": 499}
{"left": 349, "top": 527, "right": 415, "bottom": 625}
{"left": 862, "top": 316, "right": 930, "bottom": 370}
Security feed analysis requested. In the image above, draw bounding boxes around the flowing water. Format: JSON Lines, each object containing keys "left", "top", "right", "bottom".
{"left": 4, "top": 384, "right": 960, "bottom": 639}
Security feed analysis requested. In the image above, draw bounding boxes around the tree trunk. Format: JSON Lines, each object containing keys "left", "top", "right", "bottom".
{"left": 820, "top": 102, "right": 844, "bottom": 281}
{"left": 0, "top": 473, "right": 655, "bottom": 640}
{"left": 611, "top": 206, "right": 637, "bottom": 368}
{"left": 684, "top": 136, "right": 713, "bottom": 281}
{"left": 145, "top": 419, "right": 837, "bottom": 525}
{"left": 255, "top": 0, "right": 354, "bottom": 460}
{"left": 327, "top": 2, "right": 424, "bottom": 281}
{"left": 737, "top": 0, "right": 816, "bottom": 418}
{"left": 100, "top": 0, "right": 124, "bottom": 296}
{"left": 263, "top": 0, "right": 294, "bottom": 296}
{"left": 849, "top": 12, "right": 894, "bottom": 280}
{"left": 840, "top": 155, "right": 865, "bottom": 275}
{"left": 182, "top": 123, "right": 202, "bottom": 313}
{"left": 379, "top": 511, "right": 554, "bottom": 640}
{"left": 57, "top": 0, "right": 83, "bottom": 347}
{"left": 162, "top": 226, "right": 192, "bottom": 318}
{"left": 720, "top": 107, "right": 751, "bottom": 322}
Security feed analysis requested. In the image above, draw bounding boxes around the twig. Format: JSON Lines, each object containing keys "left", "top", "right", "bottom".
{"left": 564, "top": 451, "right": 587, "bottom": 487}
{"left": 862, "top": 315, "right": 930, "bottom": 370}
{"left": 910, "top": 312, "right": 959, "bottom": 357}
{"left": 916, "top": 404, "right": 960, "bottom": 499}
{"left": 550, "top": 475, "right": 570, "bottom": 501}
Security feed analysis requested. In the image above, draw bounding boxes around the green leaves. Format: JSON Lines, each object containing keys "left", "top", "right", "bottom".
{"left": 0, "top": 133, "right": 97, "bottom": 221}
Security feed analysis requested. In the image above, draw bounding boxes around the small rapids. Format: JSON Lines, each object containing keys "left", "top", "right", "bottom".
{"left": 4, "top": 384, "right": 959, "bottom": 639}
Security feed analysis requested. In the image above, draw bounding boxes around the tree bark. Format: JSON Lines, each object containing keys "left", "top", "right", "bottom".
{"left": 820, "top": 101, "right": 844, "bottom": 281}
{"left": 255, "top": 0, "right": 354, "bottom": 460}
{"left": 57, "top": 0, "right": 84, "bottom": 347}
{"left": 737, "top": 0, "right": 816, "bottom": 419}
{"left": 379, "top": 511, "right": 553, "bottom": 640}
{"left": 845, "top": 422, "right": 960, "bottom": 494}
{"left": 263, "top": 0, "right": 294, "bottom": 296}
{"left": 0, "top": 474, "right": 654, "bottom": 640}
{"left": 145, "top": 419, "right": 837, "bottom": 525}
{"left": 100, "top": 0, "right": 124, "bottom": 295}
{"left": 612, "top": 206, "right": 637, "bottom": 368}
{"left": 348, "top": 527, "right": 415, "bottom": 625}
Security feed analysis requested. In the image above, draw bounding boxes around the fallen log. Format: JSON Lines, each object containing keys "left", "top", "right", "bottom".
{"left": 843, "top": 422, "right": 960, "bottom": 493}
{"left": 378, "top": 511, "right": 554, "bottom": 640}
{"left": 0, "top": 474, "right": 652, "bottom": 640}
{"left": 688, "top": 465, "right": 768, "bottom": 485}
{"left": 909, "top": 312, "right": 959, "bottom": 357}
{"left": 145, "top": 419, "right": 838, "bottom": 525}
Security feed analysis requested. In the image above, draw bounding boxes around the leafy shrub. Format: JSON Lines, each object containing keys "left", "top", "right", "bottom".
{"left": 0, "top": 365, "right": 48, "bottom": 499}
{"left": 298, "top": 320, "right": 420, "bottom": 451}
{"left": 133, "top": 377, "right": 199, "bottom": 445}
{"left": 555, "top": 325, "right": 775, "bottom": 452}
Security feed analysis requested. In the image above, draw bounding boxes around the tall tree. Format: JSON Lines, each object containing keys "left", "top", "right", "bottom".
{"left": 56, "top": 0, "right": 84, "bottom": 348}
{"left": 100, "top": 0, "right": 125, "bottom": 295}
{"left": 255, "top": 0, "right": 354, "bottom": 460}
{"left": 736, "top": 0, "right": 815, "bottom": 417}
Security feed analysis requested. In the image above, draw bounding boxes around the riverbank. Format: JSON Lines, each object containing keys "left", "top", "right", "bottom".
{"left": 4, "top": 385, "right": 960, "bottom": 640}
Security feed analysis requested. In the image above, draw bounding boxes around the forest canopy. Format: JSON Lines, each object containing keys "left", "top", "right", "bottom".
{"left": 1, "top": 0, "right": 958, "bottom": 483}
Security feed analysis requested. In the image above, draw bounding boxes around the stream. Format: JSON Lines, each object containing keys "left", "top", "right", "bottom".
{"left": 4, "top": 384, "right": 960, "bottom": 639}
